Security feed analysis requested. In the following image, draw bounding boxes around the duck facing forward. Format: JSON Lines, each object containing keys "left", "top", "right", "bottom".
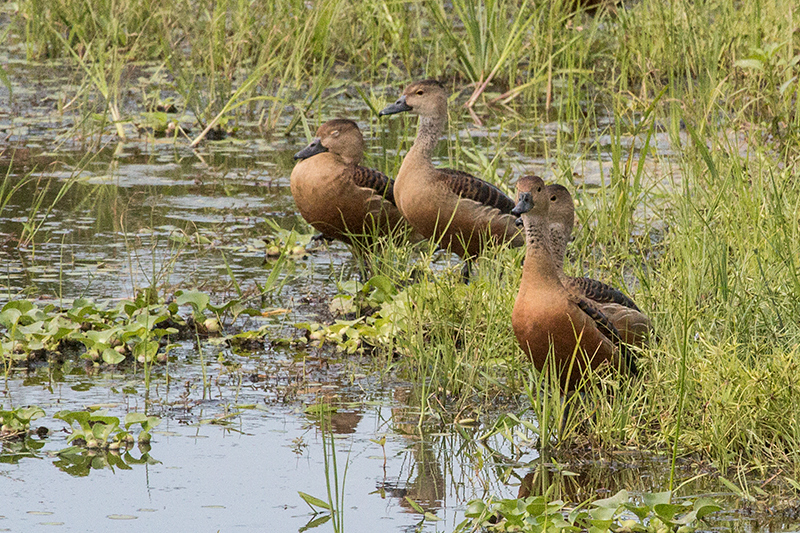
{"left": 545, "top": 184, "right": 653, "bottom": 347}
{"left": 511, "top": 176, "right": 634, "bottom": 390}
{"left": 379, "top": 80, "right": 523, "bottom": 260}
{"left": 291, "top": 119, "right": 408, "bottom": 246}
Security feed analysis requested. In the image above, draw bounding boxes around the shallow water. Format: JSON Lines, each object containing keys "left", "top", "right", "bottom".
{"left": 2, "top": 38, "right": 797, "bottom": 533}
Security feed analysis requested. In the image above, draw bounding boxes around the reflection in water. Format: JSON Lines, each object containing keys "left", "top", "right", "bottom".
{"left": 377, "top": 387, "right": 446, "bottom": 515}
{"left": 0, "top": 435, "right": 46, "bottom": 465}
{"left": 52, "top": 445, "right": 159, "bottom": 477}
{"left": 328, "top": 410, "right": 363, "bottom": 435}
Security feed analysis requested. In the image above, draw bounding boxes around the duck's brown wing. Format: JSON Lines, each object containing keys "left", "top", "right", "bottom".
{"left": 437, "top": 168, "right": 515, "bottom": 214}
{"left": 568, "top": 276, "right": 640, "bottom": 311}
{"left": 349, "top": 166, "right": 396, "bottom": 205}
{"left": 573, "top": 296, "right": 637, "bottom": 376}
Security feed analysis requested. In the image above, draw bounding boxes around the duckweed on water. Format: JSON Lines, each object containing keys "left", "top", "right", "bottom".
{"left": 54, "top": 409, "right": 160, "bottom": 449}
{"left": 458, "top": 489, "right": 722, "bottom": 533}
{"left": 0, "top": 289, "right": 283, "bottom": 365}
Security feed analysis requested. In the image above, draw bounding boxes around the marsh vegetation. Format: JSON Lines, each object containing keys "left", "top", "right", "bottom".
{"left": 1, "top": 0, "right": 800, "bottom": 531}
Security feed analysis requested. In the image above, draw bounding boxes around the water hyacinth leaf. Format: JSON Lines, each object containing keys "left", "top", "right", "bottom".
{"left": 298, "top": 491, "right": 331, "bottom": 511}
{"left": 102, "top": 348, "right": 125, "bottom": 364}
{"left": 176, "top": 290, "right": 210, "bottom": 316}
{"left": 124, "top": 413, "right": 147, "bottom": 427}
{"left": 0, "top": 308, "right": 23, "bottom": 328}
{"left": 90, "top": 415, "right": 120, "bottom": 428}
{"left": 525, "top": 496, "right": 548, "bottom": 516}
{"left": 589, "top": 508, "right": 617, "bottom": 524}
{"left": 364, "top": 275, "right": 396, "bottom": 302}
{"left": 16, "top": 406, "right": 45, "bottom": 423}
{"left": 133, "top": 340, "right": 159, "bottom": 362}
{"left": 16, "top": 320, "right": 45, "bottom": 335}
{"left": 54, "top": 410, "right": 91, "bottom": 429}
{"left": 622, "top": 503, "right": 650, "bottom": 521}
{"left": 694, "top": 498, "right": 722, "bottom": 519}
{"left": 464, "top": 499, "right": 486, "bottom": 518}
{"left": 641, "top": 490, "right": 671, "bottom": 508}
{"left": 593, "top": 489, "right": 628, "bottom": 509}
{"left": 588, "top": 520, "right": 615, "bottom": 533}
{"left": 85, "top": 328, "right": 117, "bottom": 346}
{"left": 653, "top": 503, "right": 689, "bottom": 522}
{"left": 2, "top": 299, "right": 34, "bottom": 315}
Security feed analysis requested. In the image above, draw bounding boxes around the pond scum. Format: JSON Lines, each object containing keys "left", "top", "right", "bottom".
{"left": 2, "top": 0, "right": 800, "bottom": 530}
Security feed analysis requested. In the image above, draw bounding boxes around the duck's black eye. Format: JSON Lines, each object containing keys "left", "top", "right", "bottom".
{"left": 416, "top": 90, "right": 424, "bottom": 95}
{"left": 537, "top": 186, "right": 541, "bottom": 192}
{"left": 551, "top": 195, "right": 557, "bottom": 201}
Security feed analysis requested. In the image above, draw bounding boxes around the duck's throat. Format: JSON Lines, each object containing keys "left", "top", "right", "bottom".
{"left": 523, "top": 216, "right": 561, "bottom": 283}
{"left": 408, "top": 115, "right": 445, "bottom": 162}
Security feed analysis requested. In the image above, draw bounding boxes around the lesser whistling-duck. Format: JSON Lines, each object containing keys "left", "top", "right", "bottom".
{"left": 545, "top": 184, "right": 653, "bottom": 347}
{"left": 378, "top": 80, "right": 523, "bottom": 263}
{"left": 290, "top": 119, "right": 410, "bottom": 247}
{"left": 511, "top": 175, "right": 634, "bottom": 390}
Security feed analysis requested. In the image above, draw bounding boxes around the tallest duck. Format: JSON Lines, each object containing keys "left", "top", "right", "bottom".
{"left": 379, "top": 80, "right": 523, "bottom": 275}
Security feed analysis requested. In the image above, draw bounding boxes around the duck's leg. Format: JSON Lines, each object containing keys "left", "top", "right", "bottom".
{"left": 460, "top": 259, "right": 473, "bottom": 283}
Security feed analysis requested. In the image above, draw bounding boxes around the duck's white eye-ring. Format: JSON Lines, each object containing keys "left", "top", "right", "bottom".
{"left": 331, "top": 130, "right": 340, "bottom": 137}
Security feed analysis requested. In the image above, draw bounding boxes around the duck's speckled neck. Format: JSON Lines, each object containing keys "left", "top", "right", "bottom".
{"left": 407, "top": 114, "right": 445, "bottom": 164}
{"left": 522, "top": 213, "right": 562, "bottom": 285}
{"left": 548, "top": 222, "right": 568, "bottom": 270}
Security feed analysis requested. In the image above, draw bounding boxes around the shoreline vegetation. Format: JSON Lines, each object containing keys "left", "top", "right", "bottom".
{"left": 2, "top": 0, "right": 800, "bottom": 526}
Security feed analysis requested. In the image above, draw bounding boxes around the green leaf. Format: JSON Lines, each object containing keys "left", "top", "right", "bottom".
{"left": 653, "top": 503, "right": 689, "bottom": 522}
{"left": 622, "top": 504, "right": 650, "bottom": 521}
{"left": 102, "top": 348, "right": 125, "bottom": 364}
{"left": 176, "top": 290, "right": 210, "bottom": 315}
{"left": 298, "top": 514, "right": 330, "bottom": 531}
{"left": 404, "top": 496, "right": 425, "bottom": 514}
{"left": 464, "top": 499, "right": 486, "bottom": 518}
{"left": 16, "top": 406, "right": 45, "bottom": 423}
{"left": 54, "top": 410, "right": 91, "bottom": 429}
{"left": 593, "top": 489, "right": 628, "bottom": 509}
{"left": 694, "top": 499, "right": 722, "bottom": 519}
{"left": 642, "top": 490, "right": 671, "bottom": 508}
{"left": 779, "top": 76, "right": 797, "bottom": 95}
{"left": 0, "top": 308, "right": 23, "bottom": 328}
{"left": 125, "top": 413, "right": 148, "bottom": 427}
{"left": 298, "top": 491, "right": 331, "bottom": 511}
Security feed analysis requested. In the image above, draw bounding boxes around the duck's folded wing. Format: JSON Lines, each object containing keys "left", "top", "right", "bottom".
{"left": 573, "top": 296, "right": 637, "bottom": 376}
{"left": 568, "top": 277, "right": 640, "bottom": 311}
{"left": 350, "top": 166, "right": 396, "bottom": 205}
{"left": 438, "top": 168, "right": 515, "bottom": 214}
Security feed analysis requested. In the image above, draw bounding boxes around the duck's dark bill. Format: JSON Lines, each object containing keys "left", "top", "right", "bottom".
{"left": 379, "top": 95, "right": 413, "bottom": 116}
{"left": 294, "top": 138, "right": 327, "bottom": 160}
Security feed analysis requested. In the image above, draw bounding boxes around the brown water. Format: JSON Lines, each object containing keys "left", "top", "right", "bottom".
{"left": 1, "top": 41, "right": 794, "bottom": 533}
